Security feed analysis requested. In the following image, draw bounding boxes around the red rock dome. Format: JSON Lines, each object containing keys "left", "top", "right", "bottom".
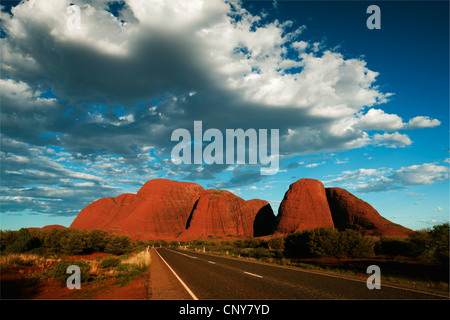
{"left": 183, "top": 190, "right": 276, "bottom": 238}
{"left": 275, "top": 179, "right": 335, "bottom": 234}
{"left": 326, "top": 187, "right": 414, "bottom": 236}
{"left": 71, "top": 179, "right": 204, "bottom": 239}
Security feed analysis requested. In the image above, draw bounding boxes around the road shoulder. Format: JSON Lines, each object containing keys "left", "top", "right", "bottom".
{"left": 148, "top": 248, "right": 193, "bottom": 300}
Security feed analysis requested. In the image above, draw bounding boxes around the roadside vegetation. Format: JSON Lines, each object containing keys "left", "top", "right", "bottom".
{"left": 178, "top": 224, "right": 449, "bottom": 292}
{"left": 1, "top": 223, "right": 448, "bottom": 294}
{"left": 0, "top": 228, "right": 151, "bottom": 298}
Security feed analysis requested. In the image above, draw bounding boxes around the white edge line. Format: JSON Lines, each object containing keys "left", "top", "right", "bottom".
{"left": 244, "top": 271, "right": 263, "bottom": 278}
{"left": 155, "top": 248, "right": 199, "bottom": 300}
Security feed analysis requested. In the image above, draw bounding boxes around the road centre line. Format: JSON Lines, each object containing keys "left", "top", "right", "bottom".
{"left": 244, "top": 271, "right": 263, "bottom": 278}
{"left": 167, "top": 249, "right": 198, "bottom": 259}
{"left": 155, "top": 248, "right": 198, "bottom": 300}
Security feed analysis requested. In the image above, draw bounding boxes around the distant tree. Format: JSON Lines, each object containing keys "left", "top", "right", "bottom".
{"left": 409, "top": 229, "right": 433, "bottom": 257}
{"left": 307, "top": 228, "right": 340, "bottom": 257}
{"left": 233, "top": 239, "right": 245, "bottom": 248}
{"left": 283, "top": 231, "right": 310, "bottom": 258}
{"left": 268, "top": 237, "right": 285, "bottom": 250}
{"left": 105, "top": 235, "right": 133, "bottom": 255}
{"left": 243, "top": 238, "right": 264, "bottom": 248}
{"left": 3, "top": 228, "right": 40, "bottom": 253}
{"left": 42, "top": 228, "right": 65, "bottom": 254}
{"left": 338, "top": 229, "right": 375, "bottom": 258}
{"left": 60, "top": 229, "right": 86, "bottom": 255}
{"left": 375, "top": 236, "right": 416, "bottom": 257}
{"left": 430, "top": 223, "right": 449, "bottom": 265}
{"left": 84, "top": 229, "right": 108, "bottom": 253}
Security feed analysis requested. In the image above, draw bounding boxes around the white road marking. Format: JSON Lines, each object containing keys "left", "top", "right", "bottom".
{"left": 167, "top": 249, "right": 197, "bottom": 259}
{"left": 244, "top": 271, "right": 263, "bottom": 278}
{"left": 155, "top": 248, "right": 198, "bottom": 300}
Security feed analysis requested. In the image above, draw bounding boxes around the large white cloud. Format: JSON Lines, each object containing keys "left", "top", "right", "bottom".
{"left": 0, "top": 0, "right": 444, "bottom": 216}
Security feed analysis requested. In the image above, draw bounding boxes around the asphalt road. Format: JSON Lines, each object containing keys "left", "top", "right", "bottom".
{"left": 155, "top": 248, "right": 448, "bottom": 300}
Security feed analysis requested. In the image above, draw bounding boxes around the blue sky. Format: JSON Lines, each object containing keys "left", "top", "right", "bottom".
{"left": 1, "top": 0, "right": 448, "bottom": 231}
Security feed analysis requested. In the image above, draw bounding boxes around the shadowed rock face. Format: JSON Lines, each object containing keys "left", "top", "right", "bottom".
{"left": 250, "top": 201, "right": 277, "bottom": 237}
{"left": 325, "top": 187, "right": 414, "bottom": 237}
{"left": 183, "top": 190, "right": 276, "bottom": 238}
{"left": 275, "top": 179, "right": 335, "bottom": 234}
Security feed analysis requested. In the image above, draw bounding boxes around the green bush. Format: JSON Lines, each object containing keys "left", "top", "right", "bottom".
{"left": 283, "top": 228, "right": 375, "bottom": 258}
{"left": 48, "top": 260, "right": 91, "bottom": 283}
{"left": 283, "top": 231, "right": 310, "bottom": 258}
{"left": 240, "top": 247, "right": 274, "bottom": 259}
{"left": 99, "top": 257, "right": 121, "bottom": 269}
{"left": 105, "top": 235, "right": 133, "bottom": 255}
{"left": 375, "top": 236, "right": 416, "bottom": 257}
{"left": 430, "top": 223, "right": 449, "bottom": 265}
{"left": 268, "top": 237, "right": 285, "bottom": 250}
{"left": 1, "top": 228, "right": 41, "bottom": 254}
{"left": 84, "top": 229, "right": 108, "bottom": 253}
{"left": 41, "top": 228, "right": 65, "bottom": 254}
{"left": 60, "top": 229, "right": 86, "bottom": 255}
{"left": 338, "top": 229, "right": 375, "bottom": 258}
{"left": 307, "top": 228, "right": 341, "bottom": 257}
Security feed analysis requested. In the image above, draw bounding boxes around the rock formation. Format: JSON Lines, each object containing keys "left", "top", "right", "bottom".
{"left": 326, "top": 187, "right": 414, "bottom": 237}
{"left": 183, "top": 190, "right": 276, "bottom": 238}
{"left": 71, "top": 179, "right": 204, "bottom": 239}
{"left": 274, "top": 178, "right": 413, "bottom": 236}
{"left": 70, "top": 179, "right": 276, "bottom": 240}
{"left": 70, "top": 177, "right": 414, "bottom": 240}
{"left": 275, "top": 179, "right": 335, "bottom": 234}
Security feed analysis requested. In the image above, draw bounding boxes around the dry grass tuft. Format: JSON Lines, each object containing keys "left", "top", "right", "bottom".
{"left": 0, "top": 253, "right": 45, "bottom": 267}
{"left": 121, "top": 250, "right": 151, "bottom": 269}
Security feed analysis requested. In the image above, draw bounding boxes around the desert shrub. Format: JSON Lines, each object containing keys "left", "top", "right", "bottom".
{"left": 1, "top": 228, "right": 41, "bottom": 254}
{"left": 307, "top": 228, "right": 341, "bottom": 257}
{"left": 48, "top": 259, "right": 91, "bottom": 283}
{"left": 113, "top": 264, "right": 142, "bottom": 286}
{"left": 375, "top": 236, "right": 416, "bottom": 257}
{"left": 284, "top": 228, "right": 375, "bottom": 258}
{"left": 99, "top": 257, "right": 121, "bottom": 269}
{"left": 338, "top": 229, "right": 375, "bottom": 258}
{"left": 41, "top": 228, "right": 65, "bottom": 254}
{"left": 104, "top": 235, "right": 133, "bottom": 255}
{"left": 84, "top": 229, "right": 108, "bottom": 253}
{"left": 233, "top": 239, "right": 245, "bottom": 248}
{"left": 268, "top": 237, "right": 285, "bottom": 250}
{"left": 243, "top": 237, "right": 266, "bottom": 248}
{"left": 114, "top": 251, "right": 151, "bottom": 286}
{"left": 429, "top": 223, "right": 449, "bottom": 265}
{"left": 59, "top": 229, "right": 86, "bottom": 255}
{"left": 409, "top": 229, "right": 433, "bottom": 257}
{"left": 159, "top": 240, "right": 168, "bottom": 247}
{"left": 240, "top": 247, "right": 274, "bottom": 259}
{"left": 283, "top": 231, "right": 310, "bottom": 258}
{"left": 2, "top": 254, "right": 36, "bottom": 267}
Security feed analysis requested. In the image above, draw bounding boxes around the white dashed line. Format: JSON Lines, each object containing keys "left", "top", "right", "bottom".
{"left": 244, "top": 271, "right": 263, "bottom": 278}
